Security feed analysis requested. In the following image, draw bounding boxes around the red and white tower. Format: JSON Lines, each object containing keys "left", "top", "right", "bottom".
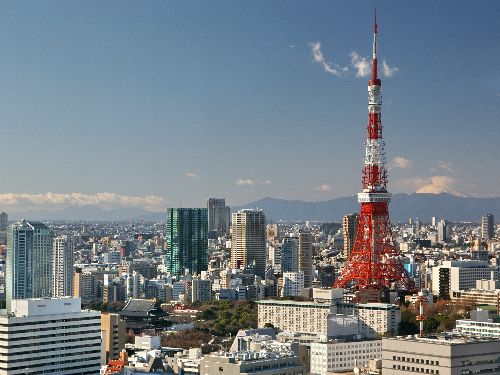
{"left": 334, "top": 14, "right": 416, "bottom": 293}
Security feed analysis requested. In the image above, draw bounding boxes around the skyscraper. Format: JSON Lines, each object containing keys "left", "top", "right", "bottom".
{"left": 231, "top": 208, "right": 266, "bottom": 274}
{"left": 0, "top": 212, "right": 8, "bottom": 244}
{"left": 166, "top": 208, "right": 208, "bottom": 275}
{"left": 52, "top": 234, "right": 74, "bottom": 297}
{"left": 482, "top": 214, "right": 495, "bottom": 240}
{"left": 342, "top": 213, "right": 359, "bottom": 259}
{"left": 298, "top": 232, "right": 313, "bottom": 288}
{"left": 438, "top": 219, "right": 452, "bottom": 243}
{"left": 207, "top": 198, "right": 230, "bottom": 238}
{"left": 0, "top": 212, "right": 8, "bottom": 231}
{"left": 6, "top": 220, "right": 52, "bottom": 312}
{"left": 281, "top": 236, "right": 298, "bottom": 273}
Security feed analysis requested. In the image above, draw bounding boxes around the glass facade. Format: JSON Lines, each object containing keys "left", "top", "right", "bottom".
{"left": 6, "top": 220, "right": 52, "bottom": 313}
{"left": 166, "top": 208, "right": 208, "bottom": 275}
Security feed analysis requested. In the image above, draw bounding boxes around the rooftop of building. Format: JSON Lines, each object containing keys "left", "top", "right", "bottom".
{"left": 256, "top": 299, "right": 331, "bottom": 307}
{"left": 384, "top": 334, "right": 499, "bottom": 345}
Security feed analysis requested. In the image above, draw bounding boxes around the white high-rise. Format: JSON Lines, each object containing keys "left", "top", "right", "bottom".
{"left": 52, "top": 235, "right": 74, "bottom": 297}
{"left": 0, "top": 297, "right": 101, "bottom": 374}
{"left": 231, "top": 208, "right": 266, "bottom": 274}
{"left": 6, "top": 220, "right": 52, "bottom": 313}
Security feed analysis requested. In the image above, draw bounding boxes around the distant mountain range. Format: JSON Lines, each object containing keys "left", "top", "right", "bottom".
{"left": 7, "top": 193, "right": 500, "bottom": 223}
{"left": 231, "top": 193, "right": 500, "bottom": 223}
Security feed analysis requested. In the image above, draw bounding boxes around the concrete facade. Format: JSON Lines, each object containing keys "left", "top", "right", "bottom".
{"left": 0, "top": 297, "right": 101, "bottom": 374}
{"left": 383, "top": 335, "right": 500, "bottom": 375}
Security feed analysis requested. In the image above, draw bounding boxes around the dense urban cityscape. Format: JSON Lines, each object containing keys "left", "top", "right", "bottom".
{"left": 0, "top": 205, "right": 498, "bottom": 374}
{"left": 1, "top": 2, "right": 500, "bottom": 375}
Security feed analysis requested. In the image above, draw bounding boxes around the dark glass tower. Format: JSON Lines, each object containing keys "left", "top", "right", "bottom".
{"left": 166, "top": 208, "right": 208, "bottom": 275}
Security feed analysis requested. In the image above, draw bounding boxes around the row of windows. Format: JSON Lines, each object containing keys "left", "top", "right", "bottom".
{"left": 0, "top": 345, "right": 101, "bottom": 363}
{"left": 0, "top": 315, "right": 99, "bottom": 328}
{"left": 393, "top": 356, "right": 439, "bottom": 366}
{"left": 0, "top": 337, "right": 100, "bottom": 352}
{"left": 0, "top": 352, "right": 101, "bottom": 367}
{"left": 393, "top": 365, "right": 439, "bottom": 373}
{"left": 0, "top": 331, "right": 100, "bottom": 344}
{"left": 0, "top": 322, "right": 100, "bottom": 336}
{"left": 0, "top": 355, "right": 101, "bottom": 375}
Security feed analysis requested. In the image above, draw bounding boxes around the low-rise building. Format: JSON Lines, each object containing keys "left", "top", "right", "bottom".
{"left": 382, "top": 335, "right": 500, "bottom": 375}
{"left": 310, "top": 336, "right": 382, "bottom": 374}
{"left": 200, "top": 344, "right": 305, "bottom": 375}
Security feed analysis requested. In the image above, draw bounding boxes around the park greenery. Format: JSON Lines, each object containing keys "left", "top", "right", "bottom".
{"left": 160, "top": 299, "right": 258, "bottom": 352}
{"left": 399, "top": 297, "right": 474, "bottom": 336}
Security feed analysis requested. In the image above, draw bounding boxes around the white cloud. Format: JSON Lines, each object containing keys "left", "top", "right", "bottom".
{"left": 0, "top": 192, "right": 170, "bottom": 212}
{"left": 350, "top": 52, "right": 371, "bottom": 77}
{"left": 186, "top": 172, "right": 199, "bottom": 178}
{"left": 314, "top": 184, "right": 333, "bottom": 191}
{"left": 308, "top": 42, "right": 348, "bottom": 77}
{"left": 392, "top": 157, "right": 411, "bottom": 169}
{"left": 264, "top": 181, "right": 273, "bottom": 185}
{"left": 235, "top": 179, "right": 255, "bottom": 186}
{"left": 437, "top": 161, "right": 455, "bottom": 173}
{"left": 382, "top": 60, "right": 398, "bottom": 77}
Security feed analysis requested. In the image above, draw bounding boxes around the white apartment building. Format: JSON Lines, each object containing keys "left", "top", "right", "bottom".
{"left": 310, "top": 338, "right": 382, "bottom": 374}
{"left": 258, "top": 300, "right": 400, "bottom": 337}
{"left": 52, "top": 235, "right": 74, "bottom": 297}
{"left": 282, "top": 271, "right": 304, "bottom": 297}
{"left": 353, "top": 303, "right": 401, "bottom": 336}
{"left": 431, "top": 261, "right": 499, "bottom": 296}
{"left": 258, "top": 300, "right": 336, "bottom": 334}
{"left": 0, "top": 297, "right": 101, "bottom": 374}
{"left": 103, "top": 251, "right": 122, "bottom": 264}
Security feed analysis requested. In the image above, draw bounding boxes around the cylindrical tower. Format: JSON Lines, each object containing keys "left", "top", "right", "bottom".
{"left": 334, "top": 14, "right": 416, "bottom": 293}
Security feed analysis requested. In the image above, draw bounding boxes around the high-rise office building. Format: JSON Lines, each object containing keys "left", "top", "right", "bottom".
{"left": 52, "top": 234, "right": 74, "bottom": 297}
{"left": 298, "top": 232, "right": 313, "bottom": 288}
{"left": 0, "top": 212, "right": 8, "bottom": 244}
{"left": 166, "top": 208, "right": 208, "bottom": 275}
{"left": 482, "top": 214, "right": 495, "bottom": 240}
{"left": 281, "top": 236, "right": 298, "bottom": 273}
{"left": 231, "top": 209, "right": 266, "bottom": 274}
{"left": 342, "top": 213, "right": 359, "bottom": 259}
{"left": 6, "top": 220, "right": 52, "bottom": 313}
{"left": 437, "top": 219, "right": 452, "bottom": 243}
{"left": 0, "top": 212, "right": 8, "bottom": 232}
{"left": 207, "top": 198, "right": 230, "bottom": 238}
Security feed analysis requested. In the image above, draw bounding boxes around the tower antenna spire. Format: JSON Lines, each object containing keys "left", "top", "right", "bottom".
{"left": 372, "top": 8, "right": 378, "bottom": 80}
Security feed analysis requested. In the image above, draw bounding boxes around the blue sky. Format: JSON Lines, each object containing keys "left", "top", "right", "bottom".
{"left": 0, "top": 1, "right": 498, "bottom": 212}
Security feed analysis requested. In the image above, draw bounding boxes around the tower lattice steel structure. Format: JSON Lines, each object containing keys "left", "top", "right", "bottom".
{"left": 334, "top": 15, "right": 416, "bottom": 293}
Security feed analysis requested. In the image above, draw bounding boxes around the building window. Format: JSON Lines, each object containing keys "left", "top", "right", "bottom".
{"left": 219, "top": 367, "right": 223, "bottom": 371}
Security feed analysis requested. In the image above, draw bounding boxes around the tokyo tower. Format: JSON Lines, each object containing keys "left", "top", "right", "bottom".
{"left": 334, "top": 14, "right": 416, "bottom": 293}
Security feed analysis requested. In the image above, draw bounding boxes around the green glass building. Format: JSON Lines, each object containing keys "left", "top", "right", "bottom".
{"left": 166, "top": 208, "right": 208, "bottom": 275}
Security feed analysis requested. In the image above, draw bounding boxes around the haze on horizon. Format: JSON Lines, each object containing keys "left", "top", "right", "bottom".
{"left": 0, "top": 1, "right": 499, "bottom": 213}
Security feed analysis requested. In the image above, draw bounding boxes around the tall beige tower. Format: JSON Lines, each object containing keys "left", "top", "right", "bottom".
{"left": 342, "top": 213, "right": 359, "bottom": 259}
{"left": 231, "top": 209, "right": 266, "bottom": 274}
{"left": 101, "top": 313, "right": 126, "bottom": 365}
{"left": 298, "top": 232, "right": 313, "bottom": 288}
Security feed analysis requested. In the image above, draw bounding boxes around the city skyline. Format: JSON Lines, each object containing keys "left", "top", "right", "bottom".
{"left": 0, "top": 2, "right": 499, "bottom": 213}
